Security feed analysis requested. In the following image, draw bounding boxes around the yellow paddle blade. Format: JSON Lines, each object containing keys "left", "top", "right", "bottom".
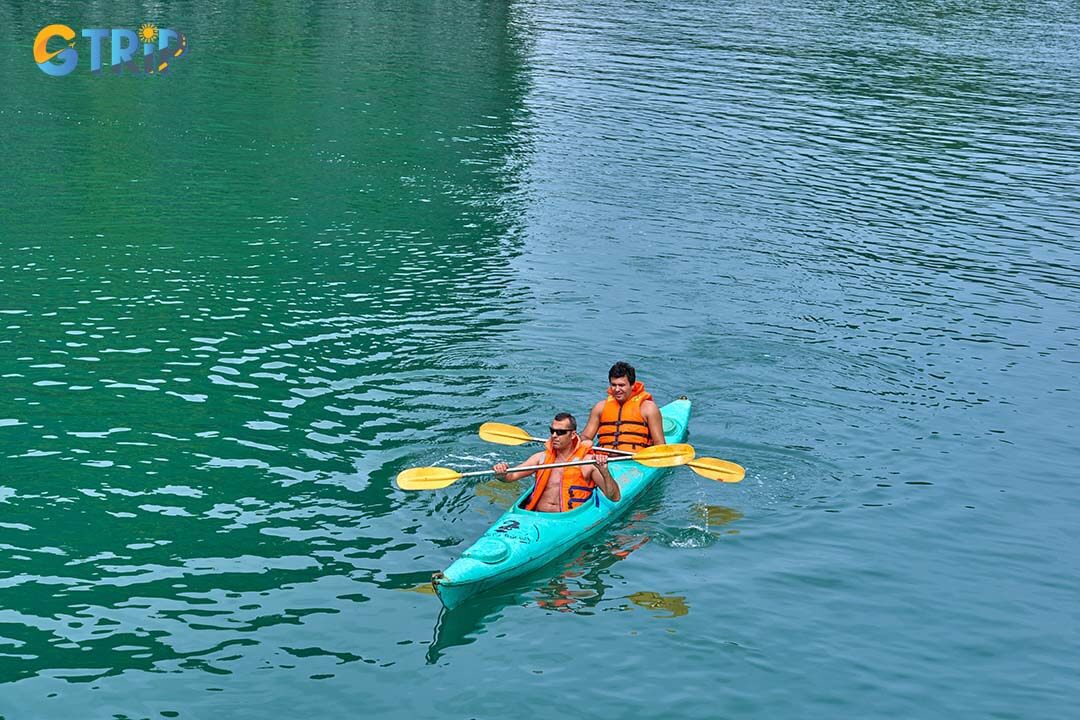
{"left": 477, "top": 422, "right": 534, "bottom": 446}
{"left": 396, "top": 466, "right": 463, "bottom": 491}
{"left": 688, "top": 457, "right": 745, "bottom": 483}
{"left": 631, "top": 443, "right": 695, "bottom": 468}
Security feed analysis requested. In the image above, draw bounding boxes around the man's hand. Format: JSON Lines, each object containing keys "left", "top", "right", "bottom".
{"left": 493, "top": 462, "right": 509, "bottom": 480}
{"left": 591, "top": 453, "right": 620, "bottom": 502}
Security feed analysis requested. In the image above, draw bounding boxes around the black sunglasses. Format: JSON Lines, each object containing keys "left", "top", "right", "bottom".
{"left": 549, "top": 427, "right": 573, "bottom": 436}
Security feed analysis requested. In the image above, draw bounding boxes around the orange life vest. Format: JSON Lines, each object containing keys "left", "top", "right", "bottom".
{"left": 596, "top": 381, "right": 654, "bottom": 451}
{"left": 523, "top": 438, "right": 596, "bottom": 512}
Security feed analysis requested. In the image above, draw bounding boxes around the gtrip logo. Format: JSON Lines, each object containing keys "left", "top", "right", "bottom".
{"left": 34, "top": 23, "right": 187, "bottom": 76}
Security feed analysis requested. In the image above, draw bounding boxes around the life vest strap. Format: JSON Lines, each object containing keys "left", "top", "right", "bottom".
{"left": 566, "top": 485, "right": 595, "bottom": 508}
{"left": 598, "top": 419, "right": 649, "bottom": 428}
{"left": 598, "top": 429, "right": 649, "bottom": 441}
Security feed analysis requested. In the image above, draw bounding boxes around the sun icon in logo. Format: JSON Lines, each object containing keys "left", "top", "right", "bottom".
{"left": 138, "top": 23, "right": 159, "bottom": 43}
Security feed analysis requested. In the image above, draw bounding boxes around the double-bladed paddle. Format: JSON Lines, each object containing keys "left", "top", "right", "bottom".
{"left": 396, "top": 443, "right": 696, "bottom": 491}
{"left": 478, "top": 422, "right": 745, "bottom": 483}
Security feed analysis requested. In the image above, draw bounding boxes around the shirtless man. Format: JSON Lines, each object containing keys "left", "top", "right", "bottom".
{"left": 493, "top": 412, "right": 620, "bottom": 512}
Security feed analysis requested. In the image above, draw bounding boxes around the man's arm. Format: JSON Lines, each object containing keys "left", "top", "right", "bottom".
{"left": 641, "top": 400, "right": 667, "bottom": 446}
{"left": 581, "top": 400, "right": 605, "bottom": 441}
{"left": 587, "top": 454, "right": 621, "bottom": 502}
{"left": 493, "top": 451, "right": 544, "bottom": 482}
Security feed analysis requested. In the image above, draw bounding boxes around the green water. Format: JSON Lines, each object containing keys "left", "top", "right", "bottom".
{"left": 2, "top": 0, "right": 1078, "bottom": 716}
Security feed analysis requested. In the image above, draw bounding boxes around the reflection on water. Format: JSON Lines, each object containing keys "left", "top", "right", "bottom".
{"left": 422, "top": 495, "right": 674, "bottom": 664}
{"left": 426, "top": 596, "right": 513, "bottom": 666}
{"left": 532, "top": 534, "right": 652, "bottom": 613}
{"left": 425, "top": 531, "right": 651, "bottom": 663}
{"left": 627, "top": 592, "right": 690, "bottom": 618}
{"left": 426, "top": 501, "right": 728, "bottom": 661}
{"left": 471, "top": 478, "right": 525, "bottom": 509}
{"left": 693, "top": 504, "right": 745, "bottom": 530}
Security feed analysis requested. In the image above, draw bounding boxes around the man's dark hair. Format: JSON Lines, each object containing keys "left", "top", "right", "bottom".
{"left": 553, "top": 412, "right": 577, "bottom": 430}
{"left": 608, "top": 361, "right": 636, "bottom": 385}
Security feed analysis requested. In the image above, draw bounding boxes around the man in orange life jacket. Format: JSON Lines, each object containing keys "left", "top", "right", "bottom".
{"left": 582, "top": 361, "right": 666, "bottom": 451}
{"left": 493, "top": 412, "right": 620, "bottom": 513}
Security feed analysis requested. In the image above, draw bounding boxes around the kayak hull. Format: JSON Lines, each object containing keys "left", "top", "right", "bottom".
{"left": 433, "top": 397, "right": 691, "bottom": 609}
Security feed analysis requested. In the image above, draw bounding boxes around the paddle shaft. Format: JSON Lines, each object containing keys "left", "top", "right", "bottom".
{"left": 517, "top": 432, "right": 635, "bottom": 458}
{"left": 461, "top": 455, "right": 632, "bottom": 480}
{"left": 478, "top": 424, "right": 742, "bottom": 482}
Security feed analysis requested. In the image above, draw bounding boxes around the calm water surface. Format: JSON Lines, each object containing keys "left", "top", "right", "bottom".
{"left": 1, "top": 0, "right": 1078, "bottom": 717}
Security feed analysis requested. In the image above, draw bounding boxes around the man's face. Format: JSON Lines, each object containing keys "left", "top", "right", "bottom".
{"left": 549, "top": 418, "right": 575, "bottom": 450}
{"left": 609, "top": 376, "right": 632, "bottom": 402}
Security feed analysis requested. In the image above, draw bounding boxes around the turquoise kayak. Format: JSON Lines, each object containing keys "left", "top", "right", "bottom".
{"left": 432, "top": 397, "right": 691, "bottom": 609}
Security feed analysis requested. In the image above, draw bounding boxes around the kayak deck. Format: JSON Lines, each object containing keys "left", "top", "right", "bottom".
{"left": 433, "top": 397, "right": 691, "bottom": 609}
